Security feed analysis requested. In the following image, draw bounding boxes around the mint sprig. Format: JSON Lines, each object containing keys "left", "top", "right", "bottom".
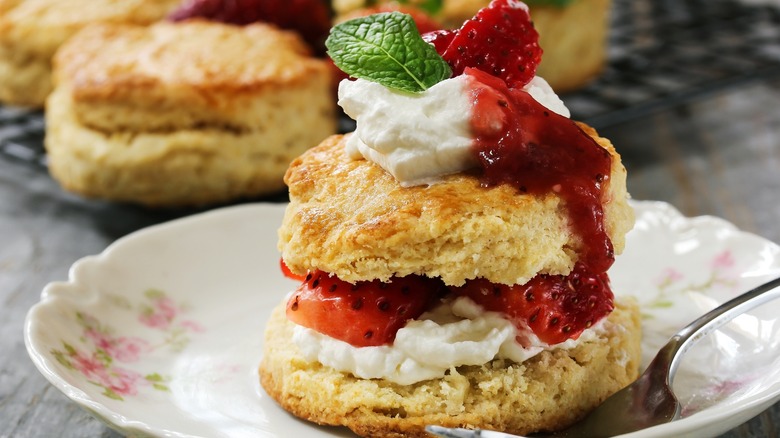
{"left": 326, "top": 12, "right": 452, "bottom": 93}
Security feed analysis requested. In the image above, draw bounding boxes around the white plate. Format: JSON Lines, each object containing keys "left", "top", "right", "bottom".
{"left": 24, "top": 201, "right": 780, "bottom": 438}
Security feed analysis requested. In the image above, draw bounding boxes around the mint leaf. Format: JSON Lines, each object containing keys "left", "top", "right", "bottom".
{"left": 326, "top": 12, "right": 451, "bottom": 93}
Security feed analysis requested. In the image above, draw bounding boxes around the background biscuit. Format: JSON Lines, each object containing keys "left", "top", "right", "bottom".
{"left": 0, "top": 0, "right": 179, "bottom": 107}
{"left": 54, "top": 21, "right": 331, "bottom": 133}
{"left": 45, "top": 22, "right": 337, "bottom": 206}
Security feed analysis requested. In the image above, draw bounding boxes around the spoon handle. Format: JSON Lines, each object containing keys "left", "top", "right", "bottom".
{"left": 661, "top": 275, "right": 780, "bottom": 382}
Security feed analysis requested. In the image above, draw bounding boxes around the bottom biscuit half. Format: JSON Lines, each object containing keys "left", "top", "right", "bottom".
{"left": 259, "top": 298, "right": 641, "bottom": 438}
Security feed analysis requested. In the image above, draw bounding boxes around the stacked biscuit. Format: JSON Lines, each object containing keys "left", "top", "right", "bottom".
{"left": 45, "top": 21, "right": 336, "bottom": 206}
{"left": 261, "top": 129, "right": 640, "bottom": 437}
{"left": 0, "top": 0, "right": 180, "bottom": 107}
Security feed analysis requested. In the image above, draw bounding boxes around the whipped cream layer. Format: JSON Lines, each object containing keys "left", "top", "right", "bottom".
{"left": 338, "top": 75, "right": 570, "bottom": 187}
{"left": 293, "top": 296, "right": 606, "bottom": 385}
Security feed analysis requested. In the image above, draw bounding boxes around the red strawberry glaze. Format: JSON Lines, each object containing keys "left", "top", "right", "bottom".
{"left": 465, "top": 68, "right": 615, "bottom": 274}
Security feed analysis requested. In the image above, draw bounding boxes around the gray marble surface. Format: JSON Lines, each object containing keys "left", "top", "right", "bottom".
{"left": 2, "top": 80, "right": 780, "bottom": 437}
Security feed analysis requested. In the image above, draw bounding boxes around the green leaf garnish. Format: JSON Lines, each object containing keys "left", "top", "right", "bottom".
{"left": 326, "top": 12, "right": 451, "bottom": 93}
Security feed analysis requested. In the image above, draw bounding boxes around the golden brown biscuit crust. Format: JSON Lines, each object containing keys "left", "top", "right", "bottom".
{"left": 260, "top": 298, "right": 641, "bottom": 438}
{"left": 54, "top": 21, "right": 330, "bottom": 132}
{"left": 278, "top": 129, "right": 633, "bottom": 286}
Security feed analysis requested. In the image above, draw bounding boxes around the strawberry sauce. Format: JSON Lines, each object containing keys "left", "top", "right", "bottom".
{"left": 466, "top": 68, "right": 615, "bottom": 274}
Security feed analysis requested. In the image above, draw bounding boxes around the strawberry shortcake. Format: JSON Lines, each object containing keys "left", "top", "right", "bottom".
{"left": 260, "top": 1, "right": 640, "bottom": 437}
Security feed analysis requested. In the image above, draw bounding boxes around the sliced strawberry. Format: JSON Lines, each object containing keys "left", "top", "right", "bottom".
{"left": 279, "top": 258, "right": 306, "bottom": 282}
{"left": 452, "top": 263, "right": 614, "bottom": 345}
{"left": 286, "top": 271, "right": 446, "bottom": 347}
{"left": 168, "top": 0, "right": 332, "bottom": 54}
{"left": 422, "top": 0, "right": 542, "bottom": 88}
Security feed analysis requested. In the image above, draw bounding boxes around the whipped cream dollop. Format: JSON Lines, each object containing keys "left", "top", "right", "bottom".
{"left": 293, "top": 296, "right": 606, "bottom": 385}
{"left": 338, "top": 75, "right": 570, "bottom": 187}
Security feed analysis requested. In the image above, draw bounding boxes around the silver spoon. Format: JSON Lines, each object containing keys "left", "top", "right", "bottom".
{"left": 427, "top": 275, "right": 780, "bottom": 438}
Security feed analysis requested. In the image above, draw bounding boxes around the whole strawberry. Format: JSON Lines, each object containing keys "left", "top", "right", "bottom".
{"left": 423, "top": 0, "right": 542, "bottom": 88}
{"left": 169, "top": 0, "right": 331, "bottom": 54}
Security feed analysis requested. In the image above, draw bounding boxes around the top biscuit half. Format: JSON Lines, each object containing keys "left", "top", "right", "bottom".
{"left": 278, "top": 125, "right": 634, "bottom": 287}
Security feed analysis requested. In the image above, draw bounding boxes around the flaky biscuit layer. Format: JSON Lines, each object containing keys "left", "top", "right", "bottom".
{"left": 279, "top": 128, "right": 633, "bottom": 286}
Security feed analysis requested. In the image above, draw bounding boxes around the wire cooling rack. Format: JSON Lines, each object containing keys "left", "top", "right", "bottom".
{"left": 0, "top": 106, "right": 45, "bottom": 167}
{"left": 567, "top": 0, "right": 780, "bottom": 128}
{"left": 2, "top": 0, "right": 780, "bottom": 167}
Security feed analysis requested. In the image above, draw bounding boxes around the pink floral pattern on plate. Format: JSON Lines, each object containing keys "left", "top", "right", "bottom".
{"left": 681, "top": 374, "right": 759, "bottom": 417}
{"left": 50, "top": 289, "right": 203, "bottom": 401}
{"left": 646, "top": 249, "right": 739, "bottom": 313}
{"left": 636, "top": 248, "right": 758, "bottom": 414}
